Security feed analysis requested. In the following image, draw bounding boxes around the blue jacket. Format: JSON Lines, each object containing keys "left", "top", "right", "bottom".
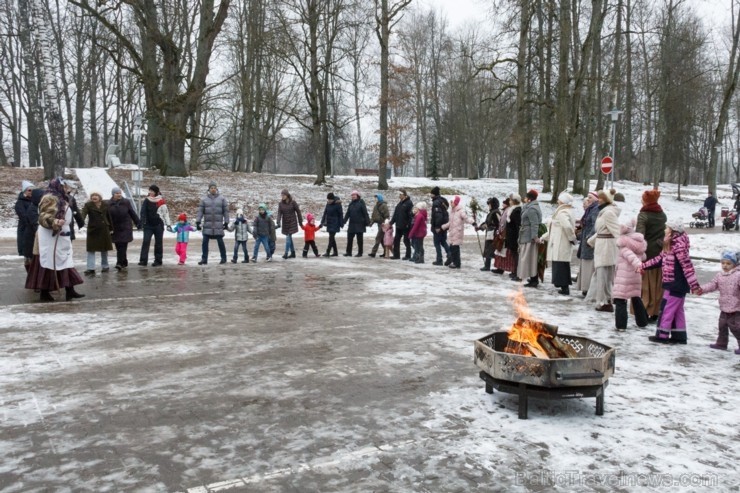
{"left": 173, "top": 222, "right": 195, "bottom": 243}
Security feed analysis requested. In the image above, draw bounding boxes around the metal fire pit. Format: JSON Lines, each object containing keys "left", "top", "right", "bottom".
{"left": 474, "top": 331, "right": 616, "bottom": 419}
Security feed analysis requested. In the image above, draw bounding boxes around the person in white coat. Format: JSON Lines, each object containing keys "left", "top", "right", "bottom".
{"left": 585, "top": 189, "right": 621, "bottom": 312}
{"left": 24, "top": 178, "right": 85, "bottom": 302}
{"left": 540, "top": 192, "right": 577, "bottom": 295}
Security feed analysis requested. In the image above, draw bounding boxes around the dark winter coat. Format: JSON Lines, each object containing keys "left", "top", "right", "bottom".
{"left": 253, "top": 213, "right": 273, "bottom": 238}
{"left": 344, "top": 198, "right": 371, "bottom": 234}
{"left": 391, "top": 197, "right": 414, "bottom": 232}
{"left": 197, "top": 191, "right": 229, "bottom": 236}
{"left": 108, "top": 197, "right": 140, "bottom": 243}
{"left": 431, "top": 196, "right": 450, "bottom": 230}
{"left": 321, "top": 200, "right": 344, "bottom": 233}
{"left": 703, "top": 195, "right": 718, "bottom": 212}
{"left": 636, "top": 205, "right": 667, "bottom": 260}
{"left": 370, "top": 200, "right": 390, "bottom": 225}
{"left": 140, "top": 196, "right": 171, "bottom": 228}
{"left": 277, "top": 197, "right": 303, "bottom": 235}
{"left": 68, "top": 195, "right": 85, "bottom": 241}
{"left": 518, "top": 200, "right": 542, "bottom": 244}
{"left": 81, "top": 201, "right": 113, "bottom": 252}
{"left": 15, "top": 192, "right": 39, "bottom": 257}
{"left": 577, "top": 201, "right": 599, "bottom": 260}
{"left": 505, "top": 206, "right": 521, "bottom": 253}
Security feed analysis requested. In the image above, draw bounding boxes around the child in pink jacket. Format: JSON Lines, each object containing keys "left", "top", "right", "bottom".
{"left": 641, "top": 220, "right": 700, "bottom": 344}
{"left": 408, "top": 202, "right": 428, "bottom": 264}
{"left": 699, "top": 250, "right": 740, "bottom": 354}
{"left": 382, "top": 220, "right": 394, "bottom": 258}
{"left": 613, "top": 219, "right": 649, "bottom": 331}
{"left": 441, "top": 196, "right": 473, "bottom": 269}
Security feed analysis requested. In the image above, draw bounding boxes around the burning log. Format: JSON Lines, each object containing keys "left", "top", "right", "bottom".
{"left": 522, "top": 342, "right": 549, "bottom": 359}
{"left": 550, "top": 337, "right": 579, "bottom": 359}
{"left": 536, "top": 334, "right": 565, "bottom": 359}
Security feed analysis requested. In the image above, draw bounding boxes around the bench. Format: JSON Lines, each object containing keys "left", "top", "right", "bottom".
{"left": 354, "top": 168, "right": 378, "bottom": 176}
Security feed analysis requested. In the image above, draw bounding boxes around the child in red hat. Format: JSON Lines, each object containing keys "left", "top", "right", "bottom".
{"left": 300, "top": 213, "right": 321, "bottom": 257}
{"left": 172, "top": 213, "right": 195, "bottom": 265}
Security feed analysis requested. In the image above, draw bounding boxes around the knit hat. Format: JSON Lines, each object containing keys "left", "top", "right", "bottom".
{"left": 178, "top": 213, "right": 187, "bottom": 222}
{"left": 258, "top": 203, "right": 267, "bottom": 211}
{"left": 526, "top": 189, "right": 539, "bottom": 201}
{"left": 281, "top": 188, "right": 289, "bottom": 196}
{"left": 598, "top": 189, "right": 614, "bottom": 204}
{"left": 399, "top": 188, "right": 407, "bottom": 196}
{"left": 510, "top": 193, "right": 521, "bottom": 203}
{"left": 642, "top": 189, "right": 660, "bottom": 204}
{"left": 558, "top": 192, "right": 573, "bottom": 206}
{"left": 306, "top": 213, "right": 315, "bottom": 222}
{"left": 208, "top": 181, "right": 217, "bottom": 188}
{"left": 149, "top": 184, "right": 160, "bottom": 196}
{"left": 236, "top": 208, "right": 244, "bottom": 216}
{"left": 351, "top": 189, "right": 360, "bottom": 197}
{"left": 619, "top": 218, "right": 636, "bottom": 235}
{"left": 327, "top": 192, "right": 336, "bottom": 201}
{"left": 452, "top": 195, "right": 460, "bottom": 207}
{"left": 613, "top": 192, "right": 625, "bottom": 202}
{"left": 588, "top": 191, "right": 599, "bottom": 201}
{"left": 111, "top": 186, "right": 122, "bottom": 195}
{"left": 21, "top": 180, "right": 35, "bottom": 192}
{"left": 417, "top": 201, "right": 427, "bottom": 210}
{"left": 375, "top": 193, "right": 384, "bottom": 202}
{"left": 666, "top": 218, "right": 685, "bottom": 234}
{"left": 721, "top": 250, "right": 739, "bottom": 265}
{"left": 430, "top": 186, "right": 441, "bottom": 196}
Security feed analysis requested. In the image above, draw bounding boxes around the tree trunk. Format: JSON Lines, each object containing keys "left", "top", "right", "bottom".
{"left": 515, "top": 0, "right": 532, "bottom": 196}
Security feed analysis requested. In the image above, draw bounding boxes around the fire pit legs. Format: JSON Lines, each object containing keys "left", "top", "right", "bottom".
{"left": 479, "top": 371, "right": 608, "bottom": 419}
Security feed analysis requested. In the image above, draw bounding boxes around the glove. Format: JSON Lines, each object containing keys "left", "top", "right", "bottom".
{"left": 136, "top": 224, "right": 142, "bottom": 231}
{"left": 166, "top": 225, "right": 173, "bottom": 233}
{"left": 196, "top": 222, "right": 202, "bottom": 231}
{"left": 223, "top": 222, "right": 229, "bottom": 230}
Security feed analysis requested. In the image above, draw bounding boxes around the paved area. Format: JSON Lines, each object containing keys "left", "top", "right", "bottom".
{"left": 0, "top": 237, "right": 732, "bottom": 493}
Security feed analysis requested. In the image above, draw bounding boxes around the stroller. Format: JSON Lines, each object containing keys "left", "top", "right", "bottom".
{"left": 723, "top": 209, "right": 738, "bottom": 231}
{"left": 690, "top": 207, "right": 710, "bottom": 228}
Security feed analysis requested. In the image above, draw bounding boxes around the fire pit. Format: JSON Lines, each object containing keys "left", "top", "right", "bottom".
{"left": 474, "top": 293, "right": 616, "bottom": 419}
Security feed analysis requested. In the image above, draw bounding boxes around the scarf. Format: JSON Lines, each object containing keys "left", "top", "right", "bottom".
{"left": 640, "top": 202, "right": 663, "bottom": 214}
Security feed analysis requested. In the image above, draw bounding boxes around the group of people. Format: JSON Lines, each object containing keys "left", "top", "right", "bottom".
{"left": 14, "top": 178, "right": 740, "bottom": 354}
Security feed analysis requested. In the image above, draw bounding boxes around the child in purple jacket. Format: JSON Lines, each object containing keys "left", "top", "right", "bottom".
{"left": 641, "top": 220, "right": 700, "bottom": 344}
{"left": 699, "top": 251, "right": 740, "bottom": 354}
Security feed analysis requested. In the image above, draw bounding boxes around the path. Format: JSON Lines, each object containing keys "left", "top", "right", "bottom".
{"left": 73, "top": 167, "right": 120, "bottom": 199}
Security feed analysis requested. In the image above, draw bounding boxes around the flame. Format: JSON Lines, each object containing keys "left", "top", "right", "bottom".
{"left": 505, "top": 289, "right": 551, "bottom": 357}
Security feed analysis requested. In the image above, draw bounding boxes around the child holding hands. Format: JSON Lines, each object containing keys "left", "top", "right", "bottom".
{"left": 172, "top": 213, "right": 196, "bottom": 265}
{"left": 382, "top": 220, "right": 394, "bottom": 258}
{"left": 699, "top": 251, "right": 740, "bottom": 354}
{"left": 300, "top": 213, "right": 321, "bottom": 257}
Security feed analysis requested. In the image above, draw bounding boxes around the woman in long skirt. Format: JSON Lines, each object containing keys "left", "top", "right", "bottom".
{"left": 541, "top": 192, "right": 577, "bottom": 295}
{"left": 576, "top": 192, "right": 599, "bottom": 295}
{"left": 585, "top": 190, "right": 620, "bottom": 312}
{"left": 25, "top": 178, "right": 85, "bottom": 302}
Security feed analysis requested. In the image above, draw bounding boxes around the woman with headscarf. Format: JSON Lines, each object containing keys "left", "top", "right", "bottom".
{"left": 586, "top": 190, "right": 621, "bottom": 312}
{"left": 25, "top": 178, "right": 85, "bottom": 302}
{"left": 15, "top": 180, "right": 40, "bottom": 271}
{"left": 540, "top": 192, "right": 577, "bottom": 295}
{"left": 108, "top": 186, "right": 140, "bottom": 270}
{"left": 636, "top": 189, "right": 667, "bottom": 323}
{"left": 575, "top": 192, "right": 599, "bottom": 295}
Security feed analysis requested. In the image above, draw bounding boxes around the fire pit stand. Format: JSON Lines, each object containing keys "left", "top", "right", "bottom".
{"left": 479, "top": 371, "right": 607, "bottom": 419}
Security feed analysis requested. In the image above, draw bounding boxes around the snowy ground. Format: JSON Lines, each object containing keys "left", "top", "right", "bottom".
{"left": 0, "top": 170, "right": 738, "bottom": 492}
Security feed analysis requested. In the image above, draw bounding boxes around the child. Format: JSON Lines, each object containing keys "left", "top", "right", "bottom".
{"left": 408, "top": 202, "right": 428, "bottom": 263}
{"left": 252, "top": 204, "right": 273, "bottom": 262}
{"left": 699, "top": 250, "right": 740, "bottom": 353}
{"left": 229, "top": 208, "right": 252, "bottom": 263}
{"left": 641, "top": 220, "right": 700, "bottom": 344}
{"left": 382, "top": 219, "right": 394, "bottom": 258}
{"left": 613, "top": 219, "right": 649, "bottom": 331}
{"left": 300, "top": 213, "right": 321, "bottom": 257}
{"left": 172, "top": 213, "right": 196, "bottom": 265}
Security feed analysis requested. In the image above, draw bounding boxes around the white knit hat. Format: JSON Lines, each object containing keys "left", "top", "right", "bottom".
{"left": 666, "top": 219, "right": 685, "bottom": 234}
{"left": 558, "top": 192, "right": 573, "bottom": 205}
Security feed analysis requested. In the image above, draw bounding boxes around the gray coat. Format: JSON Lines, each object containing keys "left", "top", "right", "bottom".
{"left": 229, "top": 219, "right": 252, "bottom": 242}
{"left": 518, "top": 200, "right": 542, "bottom": 244}
{"left": 197, "top": 192, "right": 229, "bottom": 236}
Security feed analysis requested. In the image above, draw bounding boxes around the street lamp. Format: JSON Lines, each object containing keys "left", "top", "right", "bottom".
{"left": 605, "top": 107, "right": 623, "bottom": 189}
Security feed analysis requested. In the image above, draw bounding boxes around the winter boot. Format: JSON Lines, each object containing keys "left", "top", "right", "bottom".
{"left": 40, "top": 290, "right": 55, "bottom": 302}
{"left": 65, "top": 287, "right": 85, "bottom": 301}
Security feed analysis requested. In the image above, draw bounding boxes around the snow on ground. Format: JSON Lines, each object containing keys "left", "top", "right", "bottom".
{"left": 72, "top": 168, "right": 122, "bottom": 200}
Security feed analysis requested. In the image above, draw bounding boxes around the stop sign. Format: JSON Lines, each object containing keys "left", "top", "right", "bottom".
{"left": 601, "top": 156, "right": 613, "bottom": 174}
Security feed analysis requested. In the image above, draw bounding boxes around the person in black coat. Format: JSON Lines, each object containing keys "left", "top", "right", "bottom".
{"left": 108, "top": 187, "right": 141, "bottom": 270}
{"left": 704, "top": 192, "right": 718, "bottom": 227}
{"left": 14, "top": 181, "right": 41, "bottom": 270}
{"left": 430, "top": 186, "right": 451, "bottom": 265}
{"left": 343, "top": 190, "right": 371, "bottom": 257}
{"left": 505, "top": 195, "right": 522, "bottom": 280}
{"left": 320, "top": 193, "right": 344, "bottom": 256}
{"left": 390, "top": 189, "right": 414, "bottom": 259}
